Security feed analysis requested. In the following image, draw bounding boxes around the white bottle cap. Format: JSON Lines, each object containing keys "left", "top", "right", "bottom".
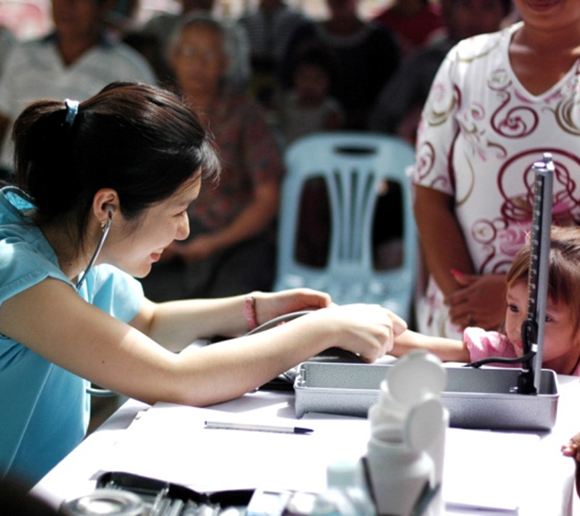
{"left": 373, "top": 380, "right": 408, "bottom": 421}
{"left": 386, "top": 350, "right": 447, "bottom": 406}
{"left": 405, "top": 396, "right": 444, "bottom": 452}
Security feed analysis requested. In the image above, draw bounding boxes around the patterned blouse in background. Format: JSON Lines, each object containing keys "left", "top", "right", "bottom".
{"left": 413, "top": 22, "right": 580, "bottom": 339}
{"left": 189, "top": 85, "right": 285, "bottom": 233}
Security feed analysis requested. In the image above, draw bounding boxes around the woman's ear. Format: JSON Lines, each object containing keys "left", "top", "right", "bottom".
{"left": 93, "top": 188, "right": 119, "bottom": 222}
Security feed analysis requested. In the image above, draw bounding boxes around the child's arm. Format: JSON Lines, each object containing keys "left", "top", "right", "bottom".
{"left": 391, "top": 330, "right": 470, "bottom": 363}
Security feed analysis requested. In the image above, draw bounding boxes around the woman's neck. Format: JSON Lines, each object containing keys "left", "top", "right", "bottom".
{"left": 509, "top": 23, "right": 580, "bottom": 96}
{"left": 39, "top": 220, "right": 92, "bottom": 282}
{"left": 514, "top": 22, "right": 580, "bottom": 55}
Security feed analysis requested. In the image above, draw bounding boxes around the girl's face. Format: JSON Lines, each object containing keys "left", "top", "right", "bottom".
{"left": 505, "top": 281, "right": 580, "bottom": 374}
{"left": 101, "top": 175, "right": 200, "bottom": 278}
{"left": 294, "top": 63, "right": 330, "bottom": 105}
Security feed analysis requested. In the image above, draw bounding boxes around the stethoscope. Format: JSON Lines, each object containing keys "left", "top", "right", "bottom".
{"left": 77, "top": 207, "right": 117, "bottom": 397}
{"left": 76, "top": 207, "right": 113, "bottom": 291}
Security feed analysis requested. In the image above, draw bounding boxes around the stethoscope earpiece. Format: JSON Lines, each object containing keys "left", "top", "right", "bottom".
{"left": 76, "top": 211, "right": 113, "bottom": 290}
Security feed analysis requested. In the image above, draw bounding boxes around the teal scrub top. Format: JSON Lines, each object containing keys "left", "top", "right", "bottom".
{"left": 0, "top": 187, "right": 144, "bottom": 487}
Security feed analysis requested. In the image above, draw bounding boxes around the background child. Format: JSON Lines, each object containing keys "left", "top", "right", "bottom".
{"left": 277, "top": 44, "right": 344, "bottom": 147}
{"left": 392, "top": 225, "right": 580, "bottom": 376}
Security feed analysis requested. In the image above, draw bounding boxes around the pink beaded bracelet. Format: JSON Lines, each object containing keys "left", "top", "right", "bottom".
{"left": 243, "top": 295, "right": 259, "bottom": 331}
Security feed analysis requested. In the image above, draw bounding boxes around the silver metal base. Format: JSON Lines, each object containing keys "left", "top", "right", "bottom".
{"left": 294, "top": 362, "right": 559, "bottom": 431}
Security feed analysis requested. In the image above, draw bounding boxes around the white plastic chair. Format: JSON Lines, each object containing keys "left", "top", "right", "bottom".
{"left": 274, "top": 132, "right": 417, "bottom": 320}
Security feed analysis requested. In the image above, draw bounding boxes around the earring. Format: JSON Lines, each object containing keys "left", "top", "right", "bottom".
{"left": 100, "top": 219, "right": 107, "bottom": 231}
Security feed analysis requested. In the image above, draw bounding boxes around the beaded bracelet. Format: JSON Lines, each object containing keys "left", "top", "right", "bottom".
{"left": 243, "top": 295, "right": 259, "bottom": 331}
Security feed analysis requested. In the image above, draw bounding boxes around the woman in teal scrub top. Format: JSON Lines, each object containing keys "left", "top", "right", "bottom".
{"left": 0, "top": 82, "right": 406, "bottom": 487}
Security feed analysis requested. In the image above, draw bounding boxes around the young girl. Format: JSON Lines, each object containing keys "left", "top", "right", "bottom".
{"left": 278, "top": 44, "right": 344, "bottom": 147}
{"left": 392, "top": 225, "right": 580, "bottom": 376}
{"left": 0, "top": 82, "right": 406, "bottom": 488}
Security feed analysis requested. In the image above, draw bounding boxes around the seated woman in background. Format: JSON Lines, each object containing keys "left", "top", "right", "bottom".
{"left": 0, "top": 82, "right": 406, "bottom": 487}
{"left": 141, "top": 13, "right": 283, "bottom": 302}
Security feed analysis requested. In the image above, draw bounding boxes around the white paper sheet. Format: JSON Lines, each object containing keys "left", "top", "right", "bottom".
{"left": 100, "top": 400, "right": 370, "bottom": 494}
{"left": 443, "top": 428, "right": 540, "bottom": 512}
{"left": 98, "top": 397, "right": 545, "bottom": 515}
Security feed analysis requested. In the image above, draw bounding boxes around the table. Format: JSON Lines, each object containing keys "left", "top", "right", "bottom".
{"left": 31, "top": 372, "right": 580, "bottom": 515}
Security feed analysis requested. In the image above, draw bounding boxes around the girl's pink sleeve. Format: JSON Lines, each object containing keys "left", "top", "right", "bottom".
{"left": 463, "top": 327, "right": 517, "bottom": 363}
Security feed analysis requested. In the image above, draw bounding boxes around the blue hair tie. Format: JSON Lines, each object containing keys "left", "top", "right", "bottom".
{"left": 64, "top": 99, "right": 80, "bottom": 127}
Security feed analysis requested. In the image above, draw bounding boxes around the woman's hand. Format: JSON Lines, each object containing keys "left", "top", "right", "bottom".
{"left": 445, "top": 273, "right": 506, "bottom": 331}
{"left": 305, "top": 303, "right": 408, "bottom": 363}
{"left": 251, "top": 290, "right": 407, "bottom": 361}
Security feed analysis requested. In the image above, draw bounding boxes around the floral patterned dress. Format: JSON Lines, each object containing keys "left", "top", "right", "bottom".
{"left": 414, "top": 22, "right": 580, "bottom": 338}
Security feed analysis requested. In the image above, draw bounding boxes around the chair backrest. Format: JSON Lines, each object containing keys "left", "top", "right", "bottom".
{"left": 274, "top": 132, "right": 417, "bottom": 320}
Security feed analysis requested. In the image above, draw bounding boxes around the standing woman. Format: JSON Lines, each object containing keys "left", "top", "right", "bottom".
{"left": 0, "top": 82, "right": 405, "bottom": 487}
{"left": 413, "top": 0, "right": 580, "bottom": 339}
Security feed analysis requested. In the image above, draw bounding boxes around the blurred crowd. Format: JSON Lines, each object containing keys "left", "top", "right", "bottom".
{"left": 0, "top": 0, "right": 524, "bottom": 327}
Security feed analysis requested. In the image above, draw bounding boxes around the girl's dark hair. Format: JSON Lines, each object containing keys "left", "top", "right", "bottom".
{"left": 12, "top": 81, "right": 220, "bottom": 248}
{"left": 506, "top": 225, "right": 580, "bottom": 332}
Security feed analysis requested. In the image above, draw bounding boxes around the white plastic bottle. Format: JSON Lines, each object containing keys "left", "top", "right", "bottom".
{"left": 366, "top": 350, "right": 447, "bottom": 516}
{"left": 366, "top": 423, "right": 435, "bottom": 516}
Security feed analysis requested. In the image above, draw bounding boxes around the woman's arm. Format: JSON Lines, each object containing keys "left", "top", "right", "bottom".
{"left": 132, "top": 288, "right": 332, "bottom": 349}
{"left": 0, "top": 279, "right": 406, "bottom": 407}
{"left": 414, "top": 188, "right": 506, "bottom": 329}
{"left": 414, "top": 185, "right": 474, "bottom": 297}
